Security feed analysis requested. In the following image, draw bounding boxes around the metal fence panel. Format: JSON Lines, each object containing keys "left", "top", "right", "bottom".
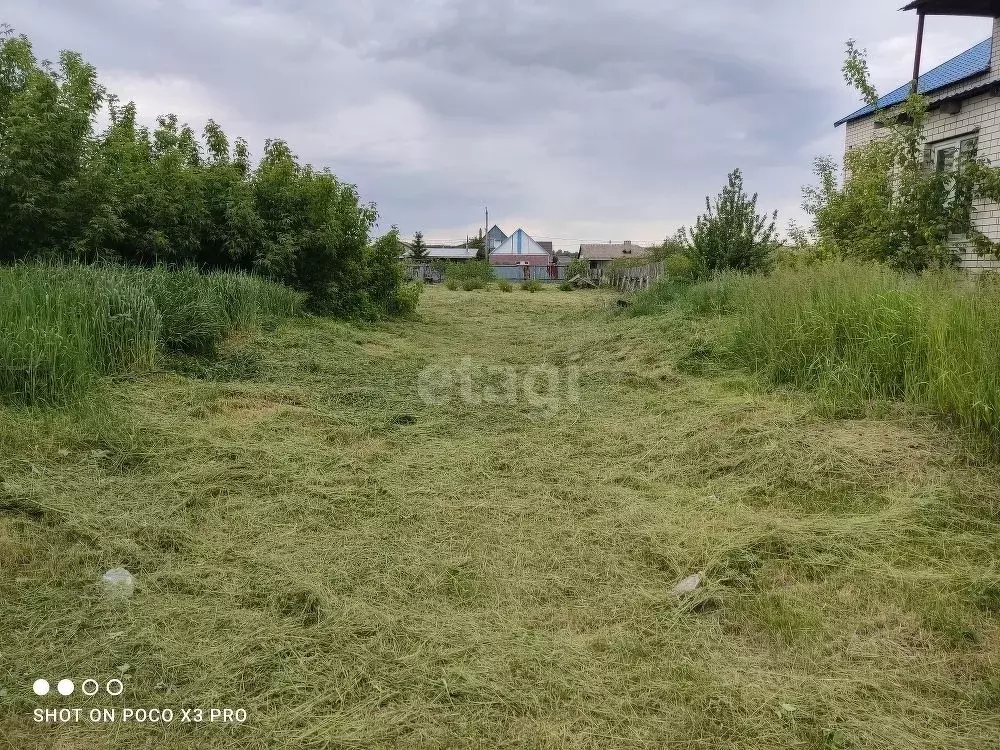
{"left": 405, "top": 263, "right": 566, "bottom": 283}
{"left": 492, "top": 265, "right": 565, "bottom": 282}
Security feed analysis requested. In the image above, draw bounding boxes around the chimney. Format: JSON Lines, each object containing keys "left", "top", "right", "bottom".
{"left": 624, "top": 240, "right": 632, "bottom": 246}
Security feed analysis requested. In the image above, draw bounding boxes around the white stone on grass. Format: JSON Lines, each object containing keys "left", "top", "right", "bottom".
{"left": 101, "top": 568, "right": 135, "bottom": 599}
{"left": 670, "top": 571, "right": 705, "bottom": 597}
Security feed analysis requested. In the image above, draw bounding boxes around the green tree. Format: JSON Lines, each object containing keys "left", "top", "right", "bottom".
{"left": 0, "top": 25, "right": 416, "bottom": 317}
{"left": 802, "top": 41, "right": 996, "bottom": 271}
{"left": 0, "top": 27, "right": 105, "bottom": 261}
{"left": 686, "top": 169, "right": 778, "bottom": 277}
{"left": 410, "top": 231, "right": 428, "bottom": 260}
{"left": 468, "top": 230, "right": 486, "bottom": 260}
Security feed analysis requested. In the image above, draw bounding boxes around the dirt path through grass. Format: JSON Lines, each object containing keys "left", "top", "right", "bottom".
{"left": 2, "top": 286, "right": 998, "bottom": 749}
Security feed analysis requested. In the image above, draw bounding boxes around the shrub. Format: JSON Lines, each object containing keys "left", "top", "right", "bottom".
{"left": 497, "top": 280, "right": 513, "bottom": 293}
{"left": 445, "top": 278, "right": 460, "bottom": 291}
{"left": 358, "top": 229, "right": 419, "bottom": 318}
{"left": 605, "top": 255, "right": 650, "bottom": 278}
{"left": 462, "top": 278, "right": 486, "bottom": 291}
{"left": 566, "top": 258, "right": 589, "bottom": 280}
{"left": 662, "top": 252, "right": 695, "bottom": 281}
{"left": 390, "top": 282, "right": 423, "bottom": 317}
{"left": 445, "top": 260, "right": 495, "bottom": 284}
{"left": 686, "top": 169, "right": 778, "bottom": 278}
{"left": 773, "top": 245, "right": 809, "bottom": 271}
{"left": 558, "top": 281, "right": 573, "bottom": 292}
{"left": 654, "top": 233, "right": 689, "bottom": 259}
{"left": 522, "top": 279, "right": 543, "bottom": 293}
{"left": 0, "top": 27, "right": 414, "bottom": 318}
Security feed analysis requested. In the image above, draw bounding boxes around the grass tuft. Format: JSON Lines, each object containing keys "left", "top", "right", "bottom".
{"left": 634, "top": 261, "right": 1000, "bottom": 448}
{"left": 0, "top": 263, "right": 302, "bottom": 404}
{"left": 521, "top": 279, "right": 544, "bottom": 293}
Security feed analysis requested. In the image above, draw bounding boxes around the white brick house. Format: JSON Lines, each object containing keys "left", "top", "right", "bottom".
{"left": 836, "top": 16, "right": 1000, "bottom": 269}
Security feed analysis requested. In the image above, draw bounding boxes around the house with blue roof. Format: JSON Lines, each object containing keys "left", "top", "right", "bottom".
{"left": 837, "top": 9, "right": 1000, "bottom": 269}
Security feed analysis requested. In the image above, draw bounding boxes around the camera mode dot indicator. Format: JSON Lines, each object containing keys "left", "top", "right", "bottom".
{"left": 57, "top": 679, "right": 74, "bottom": 696}
{"left": 32, "top": 679, "right": 50, "bottom": 696}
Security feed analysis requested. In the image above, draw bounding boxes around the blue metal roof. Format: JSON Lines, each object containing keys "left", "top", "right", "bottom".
{"left": 835, "top": 37, "right": 992, "bottom": 126}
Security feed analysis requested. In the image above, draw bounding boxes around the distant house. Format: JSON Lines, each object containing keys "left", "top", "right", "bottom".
{"left": 578, "top": 241, "right": 650, "bottom": 277}
{"left": 490, "top": 228, "right": 555, "bottom": 267}
{"left": 484, "top": 225, "right": 550, "bottom": 255}
{"left": 486, "top": 225, "right": 509, "bottom": 253}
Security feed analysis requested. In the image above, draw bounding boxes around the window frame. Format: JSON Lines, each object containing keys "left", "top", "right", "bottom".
{"left": 926, "top": 131, "right": 979, "bottom": 240}
{"left": 928, "top": 131, "right": 978, "bottom": 175}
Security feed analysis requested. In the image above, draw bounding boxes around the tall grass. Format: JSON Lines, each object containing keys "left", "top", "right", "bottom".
{"left": 0, "top": 264, "right": 303, "bottom": 404}
{"left": 637, "top": 261, "right": 1000, "bottom": 445}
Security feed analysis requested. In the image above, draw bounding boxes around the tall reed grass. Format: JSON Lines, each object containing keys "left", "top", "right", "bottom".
{"left": 0, "top": 264, "right": 303, "bottom": 404}
{"left": 636, "top": 261, "right": 1000, "bottom": 445}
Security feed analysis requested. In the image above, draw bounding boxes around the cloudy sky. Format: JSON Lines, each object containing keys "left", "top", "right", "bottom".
{"left": 5, "top": 1, "right": 993, "bottom": 251}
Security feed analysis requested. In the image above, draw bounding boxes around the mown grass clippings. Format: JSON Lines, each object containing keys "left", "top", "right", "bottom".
{"left": 0, "top": 285, "right": 997, "bottom": 748}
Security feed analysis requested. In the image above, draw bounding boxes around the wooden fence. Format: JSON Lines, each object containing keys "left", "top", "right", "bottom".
{"left": 605, "top": 261, "right": 667, "bottom": 292}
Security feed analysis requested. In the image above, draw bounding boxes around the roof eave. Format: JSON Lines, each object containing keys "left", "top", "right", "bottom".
{"left": 834, "top": 67, "right": 991, "bottom": 126}
{"left": 900, "top": 0, "right": 1000, "bottom": 15}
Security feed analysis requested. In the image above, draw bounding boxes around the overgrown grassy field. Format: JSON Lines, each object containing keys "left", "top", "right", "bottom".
{"left": 0, "top": 264, "right": 303, "bottom": 404}
{"left": 633, "top": 261, "right": 1000, "bottom": 448}
{"left": 1, "top": 283, "right": 998, "bottom": 748}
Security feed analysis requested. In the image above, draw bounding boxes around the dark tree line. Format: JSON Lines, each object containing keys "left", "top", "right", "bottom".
{"left": 0, "top": 26, "right": 412, "bottom": 315}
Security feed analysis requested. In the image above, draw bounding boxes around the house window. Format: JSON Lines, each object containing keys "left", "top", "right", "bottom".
{"left": 928, "top": 133, "right": 978, "bottom": 236}
{"left": 930, "top": 133, "right": 978, "bottom": 174}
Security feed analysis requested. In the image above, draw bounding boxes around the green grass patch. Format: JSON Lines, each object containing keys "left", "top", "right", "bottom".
{"left": 0, "top": 264, "right": 302, "bottom": 404}
{"left": 634, "top": 261, "right": 1000, "bottom": 448}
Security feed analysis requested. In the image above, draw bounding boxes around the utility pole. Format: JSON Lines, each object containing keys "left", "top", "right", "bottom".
{"left": 911, "top": 12, "right": 925, "bottom": 96}
{"left": 485, "top": 206, "right": 489, "bottom": 258}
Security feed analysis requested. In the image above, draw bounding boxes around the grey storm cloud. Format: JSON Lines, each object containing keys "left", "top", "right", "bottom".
{"left": 4, "top": 1, "right": 994, "bottom": 247}
{"left": 372, "top": 0, "right": 787, "bottom": 101}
